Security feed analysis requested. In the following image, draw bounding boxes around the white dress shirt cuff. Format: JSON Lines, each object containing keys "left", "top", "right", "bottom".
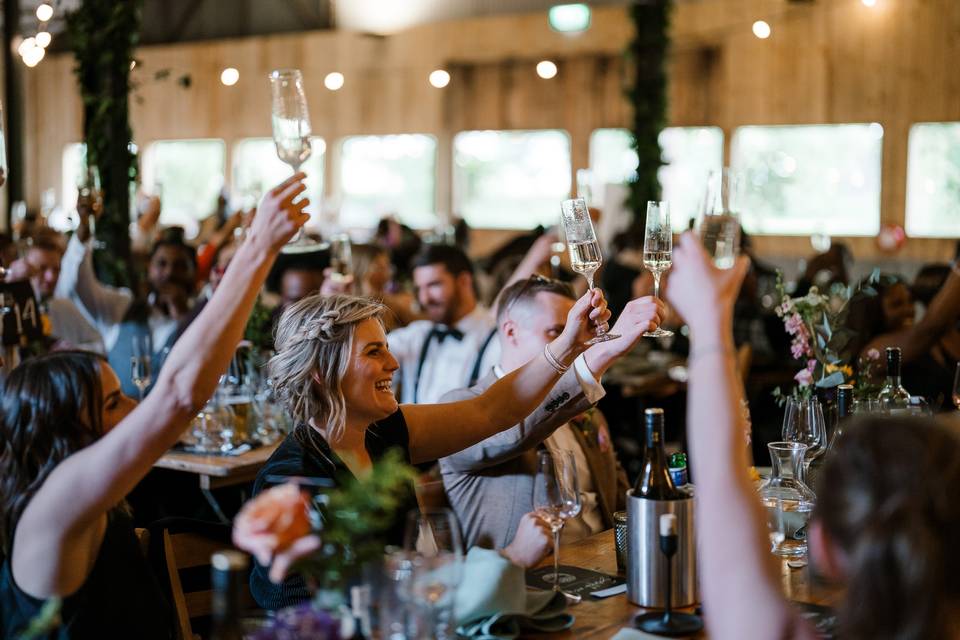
{"left": 573, "top": 354, "right": 605, "bottom": 404}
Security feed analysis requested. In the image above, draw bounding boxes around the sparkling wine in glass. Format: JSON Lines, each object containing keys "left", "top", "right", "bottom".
{"left": 403, "top": 509, "right": 463, "bottom": 640}
{"left": 329, "top": 233, "right": 353, "bottom": 283}
{"left": 533, "top": 449, "right": 582, "bottom": 602}
{"left": 643, "top": 201, "right": 673, "bottom": 338}
{"left": 269, "top": 68, "right": 318, "bottom": 254}
{"left": 130, "top": 334, "right": 152, "bottom": 401}
{"left": 559, "top": 197, "right": 619, "bottom": 344}
{"left": 699, "top": 168, "right": 742, "bottom": 269}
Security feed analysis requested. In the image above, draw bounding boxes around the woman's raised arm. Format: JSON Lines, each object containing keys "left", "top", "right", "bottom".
{"left": 13, "top": 174, "right": 308, "bottom": 596}
{"left": 402, "top": 288, "right": 609, "bottom": 463}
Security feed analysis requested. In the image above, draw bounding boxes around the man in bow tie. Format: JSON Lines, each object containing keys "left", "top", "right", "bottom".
{"left": 387, "top": 244, "right": 501, "bottom": 405}
{"left": 439, "top": 276, "right": 664, "bottom": 550}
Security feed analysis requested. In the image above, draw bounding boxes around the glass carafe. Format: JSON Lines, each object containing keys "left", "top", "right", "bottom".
{"left": 760, "top": 442, "right": 816, "bottom": 557}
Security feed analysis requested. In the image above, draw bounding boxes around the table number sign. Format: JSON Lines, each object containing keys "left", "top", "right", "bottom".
{"left": 0, "top": 281, "right": 44, "bottom": 346}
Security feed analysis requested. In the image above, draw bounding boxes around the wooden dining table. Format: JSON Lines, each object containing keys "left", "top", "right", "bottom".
{"left": 527, "top": 529, "right": 839, "bottom": 639}
{"left": 153, "top": 442, "right": 280, "bottom": 521}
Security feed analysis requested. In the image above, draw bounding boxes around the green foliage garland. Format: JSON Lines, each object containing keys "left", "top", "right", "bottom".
{"left": 624, "top": 0, "right": 672, "bottom": 226}
{"left": 65, "top": 0, "right": 142, "bottom": 287}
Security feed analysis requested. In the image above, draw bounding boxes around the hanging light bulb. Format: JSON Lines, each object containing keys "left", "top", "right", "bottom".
{"left": 752, "top": 20, "right": 771, "bottom": 39}
{"left": 35, "top": 31, "right": 51, "bottom": 48}
{"left": 429, "top": 69, "right": 450, "bottom": 88}
{"left": 36, "top": 3, "right": 54, "bottom": 22}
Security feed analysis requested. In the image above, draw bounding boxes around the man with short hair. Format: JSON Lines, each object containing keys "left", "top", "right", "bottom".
{"left": 439, "top": 276, "right": 664, "bottom": 549}
{"left": 4, "top": 229, "right": 104, "bottom": 353}
{"left": 387, "top": 244, "right": 501, "bottom": 405}
{"left": 56, "top": 213, "right": 199, "bottom": 397}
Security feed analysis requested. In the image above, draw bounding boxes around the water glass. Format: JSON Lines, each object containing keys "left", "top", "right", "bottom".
{"left": 699, "top": 168, "right": 742, "bottom": 269}
{"left": 403, "top": 509, "right": 463, "bottom": 640}
{"left": 782, "top": 397, "right": 827, "bottom": 477}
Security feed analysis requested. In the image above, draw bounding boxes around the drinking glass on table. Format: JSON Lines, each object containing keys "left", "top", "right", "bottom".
{"left": 699, "top": 168, "right": 742, "bottom": 269}
{"left": 328, "top": 233, "right": 353, "bottom": 283}
{"left": 269, "top": 68, "right": 318, "bottom": 254}
{"left": 559, "top": 197, "right": 619, "bottom": 344}
{"left": 404, "top": 509, "right": 464, "bottom": 640}
{"left": 642, "top": 201, "right": 673, "bottom": 338}
{"left": 130, "top": 334, "right": 152, "bottom": 401}
{"left": 533, "top": 449, "right": 583, "bottom": 603}
{"left": 782, "top": 397, "right": 827, "bottom": 479}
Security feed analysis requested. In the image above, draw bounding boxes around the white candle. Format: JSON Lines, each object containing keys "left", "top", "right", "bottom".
{"left": 660, "top": 513, "right": 678, "bottom": 537}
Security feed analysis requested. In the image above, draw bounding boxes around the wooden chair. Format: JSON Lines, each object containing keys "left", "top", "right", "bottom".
{"left": 162, "top": 526, "right": 257, "bottom": 640}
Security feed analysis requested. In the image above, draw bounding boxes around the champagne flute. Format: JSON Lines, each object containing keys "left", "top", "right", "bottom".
{"left": 329, "top": 233, "right": 353, "bottom": 283}
{"left": 130, "top": 334, "right": 152, "bottom": 401}
{"left": 403, "top": 509, "right": 464, "bottom": 640}
{"left": 698, "top": 168, "right": 742, "bottom": 269}
{"left": 533, "top": 449, "right": 582, "bottom": 602}
{"left": 643, "top": 201, "right": 674, "bottom": 338}
{"left": 269, "top": 68, "right": 318, "bottom": 254}
{"left": 559, "top": 197, "right": 619, "bottom": 344}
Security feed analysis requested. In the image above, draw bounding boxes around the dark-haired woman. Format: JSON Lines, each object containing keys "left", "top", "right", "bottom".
{"left": 667, "top": 233, "right": 960, "bottom": 639}
{"left": 0, "top": 174, "right": 310, "bottom": 638}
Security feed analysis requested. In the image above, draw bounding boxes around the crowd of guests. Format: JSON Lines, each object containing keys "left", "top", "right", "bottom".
{"left": 0, "top": 173, "right": 959, "bottom": 639}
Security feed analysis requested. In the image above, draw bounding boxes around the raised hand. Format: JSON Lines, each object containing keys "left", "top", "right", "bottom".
{"left": 610, "top": 296, "right": 666, "bottom": 344}
{"left": 247, "top": 172, "right": 310, "bottom": 254}
{"left": 554, "top": 288, "right": 611, "bottom": 361}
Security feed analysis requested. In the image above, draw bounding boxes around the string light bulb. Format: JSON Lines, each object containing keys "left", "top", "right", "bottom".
{"left": 220, "top": 67, "right": 240, "bottom": 86}
{"left": 429, "top": 69, "right": 450, "bottom": 88}
{"left": 35, "top": 31, "right": 51, "bottom": 48}
{"left": 752, "top": 20, "right": 771, "bottom": 39}
{"left": 22, "top": 45, "right": 45, "bottom": 68}
{"left": 862, "top": 0, "right": 877, "bottom": 6}
{"left": 36, "top": 3, "right": 53, "bottom": 22}
{"left": 536, "top": 60, "right": 558, "bottom": 79}
{"left": 17, "top": 37, "right": 36, "bottom": 57}
{"left": 324, "top": 72, "right": 344, "bottom": 91}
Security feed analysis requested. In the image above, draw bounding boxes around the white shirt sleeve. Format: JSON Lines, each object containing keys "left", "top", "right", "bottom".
{"left": 56, "top": 233, "right": 133, "bottom": 329}
{"left": 573, "top": 353, "right": 606, "bottom": 404}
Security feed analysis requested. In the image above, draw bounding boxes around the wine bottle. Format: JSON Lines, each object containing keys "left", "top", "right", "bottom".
{"left": 877, "top": 347, "right": 911, "bottom": 414}
{"left": 210, "top": 550, "right": 248, "bottom": 640}
{"left": 634, "top": 408, "right": 684, "bottom": 500}
{"left": 828, "top": 384, "right": 854, "bottom": 451}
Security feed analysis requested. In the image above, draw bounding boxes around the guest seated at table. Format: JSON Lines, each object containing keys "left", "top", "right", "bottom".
{"left": 439, "top": 276, "right": 664, "bottom": 550}
{"left": 667, "top": 232, "right": 960, "bottom": 640}
{"left": 55, "top": 202, "right": 202, "bottom": 398}
{"left": 846, "top": 266, "right": 960, "bottom": 390}
{"left": 250, "top": 287, "right": 610, "bottom": 609}
{"left": 0, "top": 174, "right": 310, "bottom": 639}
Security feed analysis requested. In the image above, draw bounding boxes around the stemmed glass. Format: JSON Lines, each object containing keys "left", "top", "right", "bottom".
{"left": 130, "top": 334, "right": 152, "bottom": 401}
{"left": 269, "top": 68, "right": 319, "bottom": 254}
{"left": 699, "top": 168, "right": 742, "bottom": 269}
{"left": 782, "top": 397, "right": 827, "bottom": 478}
{"left": 533, "top": 449, "right": 583, "bottom": 603}
{"left": 642, "top": 201, "right": 673, "bottom": 338}
{"left": 329, "top": 233, "right": 353, "bottom": 283}
{"left": 559, "top": 197, "right": 619, "bottom": 344}
{"left": 403, "top": 509, "right": 464, "bottom": 640}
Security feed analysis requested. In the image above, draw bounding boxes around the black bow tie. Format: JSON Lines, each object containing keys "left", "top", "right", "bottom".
{"left": 429, "top": 325, "right": 464, "bottom": 344}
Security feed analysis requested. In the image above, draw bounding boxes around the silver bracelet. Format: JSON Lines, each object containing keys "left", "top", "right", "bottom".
{"left": 543, "top": 343, "right": 570, "bottom": 374}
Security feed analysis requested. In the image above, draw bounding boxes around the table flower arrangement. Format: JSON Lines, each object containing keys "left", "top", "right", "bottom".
{"left": 772, "top": 271, "right": 879, "bottom": 403}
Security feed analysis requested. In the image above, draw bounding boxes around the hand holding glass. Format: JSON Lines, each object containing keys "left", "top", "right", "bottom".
{"left": 559, "top": 197, "right": 618, "bottom": 344}
{"left": 643, "top": 201, "right": 673, "bottom": 338}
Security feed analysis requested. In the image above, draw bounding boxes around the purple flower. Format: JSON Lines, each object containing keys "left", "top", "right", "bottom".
{"left": 866, "top": 348, "right": 881, "bottom": 360}
{"left": 794, "top": 367, "right": 813, "bottom": 386}
{"left": 252, "top": 604, "right": 341, "bottom": 639}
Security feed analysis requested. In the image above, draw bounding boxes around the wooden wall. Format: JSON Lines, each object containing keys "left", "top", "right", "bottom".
{"left": 20, "top": 0, "right": 960, "bottom": 261}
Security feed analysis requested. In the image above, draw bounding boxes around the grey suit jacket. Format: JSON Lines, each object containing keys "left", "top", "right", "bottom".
{"left": 438, "top": 369, "right": 594, "bottom": 549}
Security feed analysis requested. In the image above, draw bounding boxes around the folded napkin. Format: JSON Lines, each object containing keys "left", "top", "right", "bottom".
{"left": 455, "top": 548, "right": 574, "bottom": 639}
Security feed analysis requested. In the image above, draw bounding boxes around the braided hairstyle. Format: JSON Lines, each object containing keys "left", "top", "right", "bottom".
{"left": 816, "top": 415, "right": 960, "bottom": 640}
{"left": 269, "top": 294, "right": 386, "bottom": 444}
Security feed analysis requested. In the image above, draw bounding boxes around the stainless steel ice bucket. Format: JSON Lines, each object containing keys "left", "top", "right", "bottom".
{"left": 625, "top": 489, "right": 698, "bottom": 608}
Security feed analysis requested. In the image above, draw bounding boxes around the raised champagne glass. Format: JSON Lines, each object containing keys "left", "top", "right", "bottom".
{"left": 269, "top": 68, "right": 319, "bottom": 254}
{"left": 643, "top": 201, "right": 673, "bottom": 338}
{"left": 559, "top": 197, "right": 619, "bottom": 344}
{"left": 699, "top": 168, "right": 742, "bottom": 269}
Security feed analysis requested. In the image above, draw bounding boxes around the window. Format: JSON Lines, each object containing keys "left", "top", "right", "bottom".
{"left": 731, "top": 124, "right": 883, "bottom": 236}
{"left": 453, "top": 129, "right": 571, "bottom": 229}
{"left": 339, "top": 134, "right": 436, "bottom": 229}
{"left": 232, "top": 137, "right": 325, "bottom": 229}
{"left": 141, "top": 139, "right": 226, "bottom": 232}
{"left": 905, "top": 123, "right": 960, "bottom": 238}
{"left": 588, "top": 127, "right": 724, "bottom": 231}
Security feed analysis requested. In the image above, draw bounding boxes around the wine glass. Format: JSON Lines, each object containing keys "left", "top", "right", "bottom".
{"left": 559, "top": 197, "right": 619, "bottom": 344}
{"left": 953, "top": 362, "right": 960, "bottom": 411}
{"left": 269, "top": 68, "right": 318, "bottom": 254}
{"left": 643, "top": 201, "right": 673, "bottom": 338}
{"left": 130, "top": 334, "right": 152, "bottom": 401}
{"left": 698, "top": 168, "right": 742, "bottom": 269}
{"left": 782, "top": 397, "right": 827, "bottom": 478}
{"left": 533, "top": 449, "right": 582, "bottom": 602}
{"left": 329, "top": 233, "right": 353, "bottom": 283}
{"left": 403, "top": 509, "right": 463, "bottom": 640}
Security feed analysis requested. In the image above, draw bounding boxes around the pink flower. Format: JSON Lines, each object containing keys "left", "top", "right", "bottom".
{"left": 784, "top": 313, "right": 805, "bottom": 336}
{"left": 794, "top": 367, "right": 813, "bottom": 386}
{"left": 233, "top": 483, "right": 313, "bottom": 568}
{"left": 867, "top": 348, "right": 881, "bottom": 361}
